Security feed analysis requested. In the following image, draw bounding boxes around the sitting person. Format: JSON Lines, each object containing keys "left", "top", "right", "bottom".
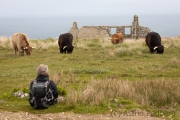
{"left": 29, "top": 64, "right": 58, "bottom": 109}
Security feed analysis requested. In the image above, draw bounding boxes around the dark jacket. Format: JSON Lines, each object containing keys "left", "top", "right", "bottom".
{"left": 29, "top": 75, "right": 58, "bottom": 109}
{"left": 30, "top": 75, "right": 58, "bottom": 98}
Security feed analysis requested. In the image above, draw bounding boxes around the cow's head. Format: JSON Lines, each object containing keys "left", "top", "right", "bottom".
{"left": 111, "top": 38, "right": 119, "bottom": 44}
{"left": 63, "top": 45, "right": 74, "bottom": 53}
{"left": 154, "top": 45, "right": 164, "bottom": 54}
{"left": 24, "top": 46, "right": 33, "bottom": 55}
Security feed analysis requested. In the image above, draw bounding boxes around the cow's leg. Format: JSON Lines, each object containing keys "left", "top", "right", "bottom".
{"left": 13, "top": 46, "right": 17, "bottom": 55}
{"left": 14, "top": 48, "right": 16, "bottom": 55}
{"left": 60, "top": 47, "right": 63, "bottom": 53}
{"left": 19, "top": 46, "right": 24, "bottom": 56}
{"left": 14, "top": 48, "right": 18, "bottom": 55}
{"left": 150, "top": 47, "right": 154, "bottom": 53}
{"left": 65, "top": 50, "right": 67, "bottom": 53}
{"left": 120, "top": 39, "right": 123, "bottom": 43}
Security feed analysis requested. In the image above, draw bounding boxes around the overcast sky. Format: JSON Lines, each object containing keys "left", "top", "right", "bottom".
{"left": 0, "top": 0, "right": 180, "bottom": 18}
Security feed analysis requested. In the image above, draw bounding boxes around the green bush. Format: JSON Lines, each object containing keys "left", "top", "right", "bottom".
{"left": 57, "top": 86, "right": 68, "bottom": 96}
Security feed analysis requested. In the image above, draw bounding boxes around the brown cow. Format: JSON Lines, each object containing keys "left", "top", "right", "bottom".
{"left": 111, "top": 33, "right": 124, "bottom": 44}
{"left": 12, "top": 32, "right": 33, "bottom": 56}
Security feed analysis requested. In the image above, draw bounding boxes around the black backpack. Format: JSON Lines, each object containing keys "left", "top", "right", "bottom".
{"left": 29, "top": 80, "right": 54, "bottom": 109}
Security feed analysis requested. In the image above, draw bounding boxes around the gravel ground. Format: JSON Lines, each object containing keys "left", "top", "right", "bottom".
{"left": 0, "top": 111, "right": 165, "bottom": 120}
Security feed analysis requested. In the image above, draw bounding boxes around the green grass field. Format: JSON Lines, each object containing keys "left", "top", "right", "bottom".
{"left": 0, "top": 37, "right": 180, "bottom": 119}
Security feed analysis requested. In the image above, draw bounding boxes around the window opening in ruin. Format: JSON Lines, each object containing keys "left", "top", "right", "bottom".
{"left": 125, "top": 28, "right": 131, "bottom": 34}
{"left": 110, "top": 28, "right": 116, "bottom": 36}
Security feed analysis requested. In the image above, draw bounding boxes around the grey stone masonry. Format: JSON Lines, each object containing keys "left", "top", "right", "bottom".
{"left": 69, "top": 15, "right": 151, "bottom": 40}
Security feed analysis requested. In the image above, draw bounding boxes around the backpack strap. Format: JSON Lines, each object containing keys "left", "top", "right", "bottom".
{"left": 30, "top": 79, "right": 36, "bottom": 96}
{"left": 32, "top": 79, "right": 50, "bottom": 84}
{"left": 44, "top": 89, "right": 54, "bottom": 102}
{"left": 32, "top": 79, "right": 50, "bottom": 88}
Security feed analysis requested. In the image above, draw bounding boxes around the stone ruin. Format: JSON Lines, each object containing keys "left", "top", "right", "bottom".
{"left": 69, "top": 15, "right": 151, "bottom": 40}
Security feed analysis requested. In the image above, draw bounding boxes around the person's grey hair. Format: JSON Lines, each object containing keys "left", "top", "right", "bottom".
{"left": 37, "top": 64, "right": 49, "bottom": 76}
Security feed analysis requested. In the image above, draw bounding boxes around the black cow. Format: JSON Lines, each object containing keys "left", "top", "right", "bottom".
{"left": 58, "top": 33, "right": 74, "bottom": 53}
{"left": 145, "top": 32, "right": 164, "bottom": 54}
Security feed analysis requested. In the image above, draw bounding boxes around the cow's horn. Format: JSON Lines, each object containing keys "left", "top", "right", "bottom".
{"left": 32, "top": 45, "right": 42, "bottom": 49}
{"left": 164, "top": 45, "right": 168, "bottom": 48}
{"left": 63, "top": 46, "right": 67, "bottom": 50}
{"left": 38, "top": 45, "right": 42, "bottom": 49}
{"left": 154, "top": 46, "right": 158, "bottom": 50}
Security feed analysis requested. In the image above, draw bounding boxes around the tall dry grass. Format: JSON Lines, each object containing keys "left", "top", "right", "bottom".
{"left": 50, "top": 68, "right": 180, "bottom": 108}
{"left": 162, "top": 37, "right": 180, "bottom": 48}
{"left": 50, "top": 69, "right": 79, "bottom": 88}
{"left": 0, "top": 37, "right": 12, "bottom": 49}
{"left": 1, "top": 36, "right": 180, "bottom": 54}
{"left": 75, "top": 38, "right": 146, "bottom": 49}
{"left": 29, "top": 38, "right": 58, "bottom": 50}
{"left": 63, "top": 77, "right": 180, "bottom": 108}
{"left": 0, "top": 36, "right": 58, "bottom": 50}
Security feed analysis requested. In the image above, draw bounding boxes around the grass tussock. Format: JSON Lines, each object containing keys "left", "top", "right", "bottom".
{"left": 167, "top": 57, "right": 180, "bottom": 68}
{"left": 64, "top": 78, "right": 180, "bottom": 109}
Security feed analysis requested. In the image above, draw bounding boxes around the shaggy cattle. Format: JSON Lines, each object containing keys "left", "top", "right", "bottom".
{"left": 12, "top": 33, "right": 33, "bottom": 56}
{"left": 145, "top": 32, "right": 164, "bottom": 54}
{"left": 58, "top": 33, "right": 74, "bottom": 53}
{"left": 111, "top": 33, "right": 124, "bottom": 44}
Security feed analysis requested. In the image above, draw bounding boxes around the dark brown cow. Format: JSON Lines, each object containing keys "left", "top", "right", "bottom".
{"left": 12, "top": 33, "right": 33, "bottom": 56}
{"left": 111, "top": 33, "right": 124, "bottom": 44}
{"left": 145, "top": 32, "right": 164, "bottom": 54}
{"left": 58, "top": 33, "right": 74, "bottom": 54}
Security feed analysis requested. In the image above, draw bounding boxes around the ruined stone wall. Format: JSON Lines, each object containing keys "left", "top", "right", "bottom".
{"left": 116, "top": 27, "right": 125, "bottom": 34}
{"left": 69, "top": 15, "right": 151, "bottom": 40}
{"left": 138, "top": 26, "right": 151, "bottom": 38}
{"left": 69, "top": 24, "right": 151, "bottom": 40}
{"left": 77, "top": 26, "right": 110, "bottom": 40}
{"left": 69, "top": 22, "right": 78, "bottom": 40}
{"left": 69, "top": 23, "right": 111, "bottom": 40}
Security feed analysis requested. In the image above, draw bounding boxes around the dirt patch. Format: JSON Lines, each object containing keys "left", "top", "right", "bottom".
{"left": 0, "top": 111, "right": 165, "bottom": 120}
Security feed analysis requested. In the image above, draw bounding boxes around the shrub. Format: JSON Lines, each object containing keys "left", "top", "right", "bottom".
{"left": 57, "top": 86, "right": 68, "bottom": 96}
